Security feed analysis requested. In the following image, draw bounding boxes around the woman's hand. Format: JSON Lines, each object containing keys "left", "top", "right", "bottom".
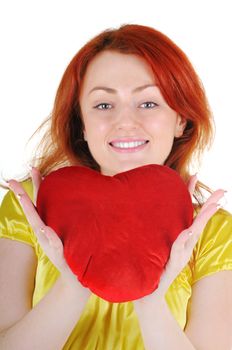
{"left": 6, "top": 166, "right": 90, "bottom": 296}
{"left": 134, "top": 174, "right": 226, "bottom": 310}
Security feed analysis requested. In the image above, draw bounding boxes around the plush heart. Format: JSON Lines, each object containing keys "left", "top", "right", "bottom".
{"left": 36, "top": 164, "right": 193, "bottom": 302}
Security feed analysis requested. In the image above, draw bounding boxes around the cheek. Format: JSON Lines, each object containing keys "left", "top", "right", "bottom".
{"left": 85, "top": 114, "right": 110, "bottom": 133}
{"left": 147, "top": 118, "right": 174, "bottom": 135}
{"left": 85, "top": 122, "right": 110, "bottom": 151}
{"left": 97, "top": 122, "right": 110, "bottom": 133}
{"left": 146, "top": 112, "right": 175, "bottom": 136}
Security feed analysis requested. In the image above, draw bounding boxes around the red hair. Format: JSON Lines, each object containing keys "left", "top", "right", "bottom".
{"left": 3, "top": 24, "right": 215, "bottom": 204}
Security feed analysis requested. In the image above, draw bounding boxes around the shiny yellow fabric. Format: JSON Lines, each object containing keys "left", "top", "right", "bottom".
{"left": 1, "top": 179, "right": 232, "bottom": 349}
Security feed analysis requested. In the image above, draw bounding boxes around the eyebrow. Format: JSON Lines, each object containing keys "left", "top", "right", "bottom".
{"left": 88, "top": 84, "right": 158, "bottom": 95}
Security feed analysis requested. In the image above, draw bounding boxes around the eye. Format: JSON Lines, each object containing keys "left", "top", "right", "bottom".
{"left": 94, "top": 103, "right": 112, "bottom": 110}
{"left": 93, "top": 101, "right": 158, "bottom": 110}
{"left": 140, "top": 101, "right": 158, "bottom": 109}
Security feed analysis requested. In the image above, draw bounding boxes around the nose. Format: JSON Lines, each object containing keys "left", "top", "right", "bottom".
{"left": 115, "top": 107, "right": 139, "bottom": 130}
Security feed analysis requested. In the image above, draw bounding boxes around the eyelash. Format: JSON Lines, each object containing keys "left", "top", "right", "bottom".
{"left": 93, "top": 102, "right": 158, "bottom": 110}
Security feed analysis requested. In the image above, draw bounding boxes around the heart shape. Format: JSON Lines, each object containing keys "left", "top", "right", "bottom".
{"left": 36, "top": 164, "right": 193, "bottom": 302}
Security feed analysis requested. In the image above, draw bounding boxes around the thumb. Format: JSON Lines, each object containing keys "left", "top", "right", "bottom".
{"left": 26, "top": 165, "right": 43, "bottom": 204}
{"left": 187, "top": 173, "right": 198, "bottom": 197}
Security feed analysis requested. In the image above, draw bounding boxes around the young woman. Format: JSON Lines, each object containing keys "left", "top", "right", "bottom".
{"left": 0, "top": 24, "right": 231, "bottom": 349}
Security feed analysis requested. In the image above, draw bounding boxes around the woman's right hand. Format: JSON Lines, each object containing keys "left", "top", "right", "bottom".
{"left": 6, "top": 166, "right": 90, "bottom": 297}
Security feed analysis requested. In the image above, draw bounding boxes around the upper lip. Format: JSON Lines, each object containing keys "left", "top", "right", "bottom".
{"left": 109, "top": 138, "right": 149, "bottom": 144}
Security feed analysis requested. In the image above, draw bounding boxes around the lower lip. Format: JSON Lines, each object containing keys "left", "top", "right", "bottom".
{"left": 109, "top": 141, "right": 149, "bottom": 153}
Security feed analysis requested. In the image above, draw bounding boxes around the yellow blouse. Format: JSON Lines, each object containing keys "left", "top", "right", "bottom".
{"left": 1, "top": 179, "right": 232, "bottom": 349}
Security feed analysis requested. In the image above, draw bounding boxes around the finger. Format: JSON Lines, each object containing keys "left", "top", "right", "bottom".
{"left": 180, "top": 192, "right": 224, "bottom": 248}
{"left": 41, "top": 226, "right": 74, "bottom": 279}
{"left": 190, "top": 202, "right": 220, "bottom": 239}
{"left": 174, "top": 202, "right": 219, "bottom": 252}
{"left": 7, "top": 178, "right": 76, "bottom": 280}
{"left": 201, "top": 189, "right": 225, "bottom": 211}
{"left": 42, "top": 226, "right": 63, "bottom": 251}
{"left": 187, "top": 173, "right": 198, "bottom": 197}
{"left": 174, "top": 228, "right": 193, "bottom": 248}
{"left": 7, "top": 180, "right": 47, "bottom": 243}
{"left": 30, "top": 166, "right": 43, "bottom": 204}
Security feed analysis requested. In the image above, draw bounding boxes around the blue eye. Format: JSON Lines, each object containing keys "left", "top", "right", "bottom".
{"left": 140, "top": 102, "right": 158, "bottom": 108}
{"left": 94, "top": 103, "right": 112, "bottom": 110}
{"left": 93, "top": 101, "right": 158, "bottom": 110}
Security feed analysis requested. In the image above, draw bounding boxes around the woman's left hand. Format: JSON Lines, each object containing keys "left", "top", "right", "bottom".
{"left": 133, "top": 174, "right": 226, "bottom": 310}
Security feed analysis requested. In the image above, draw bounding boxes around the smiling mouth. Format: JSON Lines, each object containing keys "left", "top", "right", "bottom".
{"left": 109, "top": 140, "right": 149, "bottom": 153}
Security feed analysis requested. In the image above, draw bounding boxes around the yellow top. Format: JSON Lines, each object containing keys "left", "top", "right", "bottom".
{"left": 1, "top": 179, "right": 232, "bottom": 349}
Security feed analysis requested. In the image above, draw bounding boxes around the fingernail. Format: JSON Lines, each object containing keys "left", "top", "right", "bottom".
{"left": 40, "top": 227, "right": 45, "bottom": 233}
{"left": 188, "top": 230, "right": 193, "bottom": 236}
{"left": 0, "top": 181, "right": 10, "bottom": 190}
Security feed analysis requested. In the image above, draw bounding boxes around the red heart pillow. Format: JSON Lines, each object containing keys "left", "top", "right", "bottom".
{"left": 36, "top": 164, "right": 193, "bottom": 302}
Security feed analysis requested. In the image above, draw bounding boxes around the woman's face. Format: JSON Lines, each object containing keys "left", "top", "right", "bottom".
{"left": 79, "top": 50, "right": 186, "bottom": 176}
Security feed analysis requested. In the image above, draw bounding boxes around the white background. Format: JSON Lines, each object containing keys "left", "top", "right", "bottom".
{"left": 0, "top": 0, "right": 231, "bottom": 211}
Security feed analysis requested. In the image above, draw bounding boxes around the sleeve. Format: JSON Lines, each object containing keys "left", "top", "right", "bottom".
{"left": 192, "top": 208, "right": 232, "bottom": 285}
{"left": 0, "top": 179, "right": 36, "bottom": 247}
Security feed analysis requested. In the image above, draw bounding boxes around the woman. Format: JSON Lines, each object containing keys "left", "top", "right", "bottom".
{"left": 0, "top": 23, "right": 231, "bottom": 349}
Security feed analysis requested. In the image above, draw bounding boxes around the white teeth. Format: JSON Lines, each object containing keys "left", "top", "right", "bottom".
{"left": 111, "top": 141, "right": 147, "bottom": 148}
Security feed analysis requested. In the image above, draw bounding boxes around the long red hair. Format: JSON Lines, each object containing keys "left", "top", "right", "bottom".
{"left": 2, "top": 24, "right": 215, "bottom": 205}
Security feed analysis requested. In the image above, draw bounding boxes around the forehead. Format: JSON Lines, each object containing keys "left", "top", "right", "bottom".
{"left": 80, "top": 51, "right": 156, "bottom": 92}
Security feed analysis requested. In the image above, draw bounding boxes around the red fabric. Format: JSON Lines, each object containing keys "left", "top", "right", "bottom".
{"left": 36, "top": 164, "right": 193, "bottom": 302}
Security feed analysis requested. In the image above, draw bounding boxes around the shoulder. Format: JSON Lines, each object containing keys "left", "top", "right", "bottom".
{"left": 0, "top": 178, "right": 33, "bottom": 222}
{"left": 192, "top": 207, "right": 232, "bottom": 285}
{"left": 194, "top": 207, "right": 232, "bottom": 249}
{"left": 0, "top": 178, "right": 35, "bottom": 247}
{"left": 1, "top": 178, "right": 33, "bottom": 206}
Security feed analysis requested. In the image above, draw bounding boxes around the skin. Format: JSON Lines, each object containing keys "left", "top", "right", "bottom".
{"left": 2, "top": 49, "right": 228, "bottom": 350}
{"left": 5, "top": 51, "right": 225, "bottom": 304}
{"left": 79, "top": 50, "right": 187, "bottom": 176}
